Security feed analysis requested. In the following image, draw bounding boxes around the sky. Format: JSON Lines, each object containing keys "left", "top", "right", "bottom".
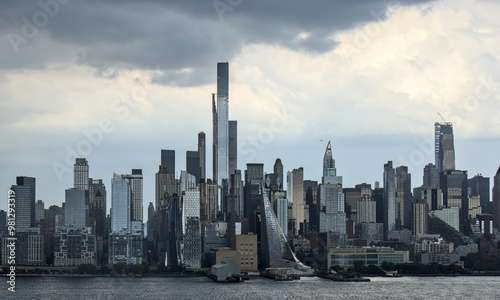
{"left": 1, "top": 0, "right": 499, "bottom": 217}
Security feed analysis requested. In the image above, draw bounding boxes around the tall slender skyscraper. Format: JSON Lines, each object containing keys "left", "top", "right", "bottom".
{"left": 435, "top": 122, "right": 455, "bottom": 173}
{"left": 396, "top": 166, "right": 412, "bottom": 228}
{"left": 198, "top": 132, "right": 206, "bottom": 181}
{"left": 288, "top": 167, "right": 304, "bottom": 237}
{"left": 383, "top": 161, "right": 396, "bottom": 239}
{"left": 213, "top": 62, "right": 229, "bottom": 186}
{"left": 228, "top": 120, "right": 237, "bottom": 177}
{"left": 129, "top": 169, "right": 143, "bottom": 222}
{"left": 74, "top": 158, "right": 89, "bottom": 190}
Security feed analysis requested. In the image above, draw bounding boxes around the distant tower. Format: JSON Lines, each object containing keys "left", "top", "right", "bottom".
{"left": 396, "top": 166, "right": 412, "bottom": 228}
{"left": 186, "top": 150, "right": 201, "bottom": 182}
{"left": 468, "top": 174, "right": 490, "bottom": 211}
{"left": 228, "top": 120, "right": 237, "bottom": 177}
{"left": 11, "top": 176, "right": 36, "bottom": 232}
{"left": 440, "top": 170, "right": 468, "bottom": 231}
{"left": 161, "top": 150, "right": 175, "bottom": 175}
{"left": 111, "top": 173, "right": 131, "bottom": 233}
{"left": 129, "top": 169, "right": 143, "bottom": 222}
{"left": 198, "top": 132, "right": 206, "bottom": 181}
{"left": 213, "top": 62, "right": 230, "bottom": 186}
{"left": 323, "top": 141, "right": 336, "bottom": 177}
{"left": 492, "top": 167, "right": 500, "bottom": 230}
{"left": 35, "top": 200, "right": 45, "bottom": 223}
{"left": 435, "top": 122, "right": 455, "bottom": 173}
{"left": 322, "top": 141, "right": 342, "bottom": 184}
{"left": 65, "top": 188, "right": 89, "bottom": 227}
{"left": 287, "top": 167, "right": 304, "bottom": 237}
{"left": 74, "top": 158, "right": 89, "bottom": 190}
{"left": 274, "top": 159, "right": 284, "bottom": 189}
{"left": 383, "top": 161, "right": 396, "bottom": 239}
{"left": 423, "top": 163, "right": 439, "bottom": 189}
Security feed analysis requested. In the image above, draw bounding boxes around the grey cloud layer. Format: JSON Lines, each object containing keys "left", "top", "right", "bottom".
{"left": 0, "top": 0, "right": 431, "bottom": 86}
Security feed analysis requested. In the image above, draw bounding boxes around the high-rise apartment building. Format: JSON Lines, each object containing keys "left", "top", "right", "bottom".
{"left": 111, "top": 173, "right": 131, "bottom": 233}
{"left": 12, "top": 176, "right": 36, "bottom": 232}
{"left": 229, "top": 120, "right": 237, "bottom": 177}
{"left": 213, "top": 62, "right": 230, "bottom": 186}
{"left": 435, "top": 122, "right": 455, "bottom": 173}
{"left": 384, "top": 161, "right": 397, "bottom": 238}
{"left": 198, "top": 132, "right": 206, "bottom": 181}
{"left": 396, "top": 166, "right": 412, "bottom": 228}
{"left": 74, "top": 158, "right": 89, "bottom": 190}
{"left": 288, "top": 167, "right": 305, "bottom": 237}
{"left": 64, "top": 188, "right": 89, "bottom": 228}
{"left": 122, "top": 169, "right": 143, "bottom": 222}
{"left": 440, "top": 170, "right": 468, "bottom": 230}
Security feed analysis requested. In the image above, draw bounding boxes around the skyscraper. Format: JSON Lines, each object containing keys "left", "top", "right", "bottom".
{"left": 161, "top": 149, "right": 175, "bottom": 175}
{"left": 440, "top": 170, "right": 468, "bottom": 231}
{"left": 383, "top": 161, "right": 396, "bottom": 238}
{"left": 186, "top": 150, "right": 201, "bottom": 182}
{"left": 35, "top": 200, "right": 45, "bottom": 223}
{"left": 64, "top": 188, "right": 89, "bottom": 227}
{"left": 492, "top": 167, "right": 500, "bottom": 230}
{"left": 74, "top": 158, "right": 89, "bottom": 190}
{"left": 228, "top": 120, "right": 237, "bottom": 177}
{"left": 423, "top": 163, "right": 439, "bottom": 189}
{"left": 111, "top": 173, "right": 131, "bottom": 233}
{"left": 11, "top": 176, "right": 36, "bottom": 232}
{"left": 213, "top": 62, "right": 229, "bottom": 186}
{"left": 288, "top": 167, "right": 304, "bottom": 237}
{"left": 396, "top": 166, "right": 412, "bottom": 228}
{"left": 322, "top": 141, "right": 342, "bottom": 184}
{"left": 468, "top": 174, "right": 490, "bottom": 211}
{"left": 129, "top": 169, "right": 143, "bottom": 222}
{"left": 274, "top": 158, "right": 284, "bottom": 189}
{"left": 435, "top": 122, "right": 455, "bottom": 173}
{"left": 198, "top": 132, "right": 206, "bottom": 181}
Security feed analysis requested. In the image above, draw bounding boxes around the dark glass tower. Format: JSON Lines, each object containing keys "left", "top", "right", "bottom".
{"left": 440, "top": 170, "right": 468, "bottom": 231}
{"left": 229, "top": 120, "right": 237, "bottom": 177}
{"left": 396, "top": 166, "right": 412, "bottom": 228}
{"left": 468, "top": 174, "right": 490, "bottom": 210}
{"left": 186, "top": 150, "right": 201, "bottom": 183}
{"left": 435, "top": 122, "right": 455, "bottom": 173}
{"left": 161, "top": 149, "right": 175, "bottom": 175}
{"left": 12, "top": 176, "right": 36, "bottom": 232}
{"left": 198, "top": 132, "right": 206, "bottom": 181}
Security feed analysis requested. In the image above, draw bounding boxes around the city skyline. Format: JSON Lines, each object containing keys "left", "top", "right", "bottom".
{"left": 1, "top": 0, "right": 500, "bottom": 216}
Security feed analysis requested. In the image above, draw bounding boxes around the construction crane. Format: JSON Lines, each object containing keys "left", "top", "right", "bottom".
{"left": 437, "top": 112, "right": 451, "bottom": 125}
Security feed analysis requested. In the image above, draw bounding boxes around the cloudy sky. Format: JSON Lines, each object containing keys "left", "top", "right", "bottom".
{"left": 1, "top": 0, "right": 499, "bottom": 216}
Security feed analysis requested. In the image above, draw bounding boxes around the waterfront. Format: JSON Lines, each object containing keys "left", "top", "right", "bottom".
{"left": 2, "top": 276, "right": 499, "bottom": 299}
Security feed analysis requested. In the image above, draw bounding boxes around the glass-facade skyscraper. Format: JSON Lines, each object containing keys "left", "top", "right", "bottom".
{"left": 435, "top": 122, "right": 455, "bottom": 173}
{"left": 384, "top": 161, "right": 396, "bottom": 239}
{"left": 213, "top": 62, "right": 229, "bottom": 186}
{"left": 111, "top": 173, "right": 131, "bottom": 233}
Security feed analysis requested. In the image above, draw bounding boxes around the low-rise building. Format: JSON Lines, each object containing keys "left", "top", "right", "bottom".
{"left": 327, "top": 247, "right": 409, "bottom": 270}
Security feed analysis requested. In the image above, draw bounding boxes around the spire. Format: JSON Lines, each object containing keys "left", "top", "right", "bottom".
{"left": 326, "top": 140, "right": 331, "bottom": 151}
{"left": 496, "top": 166, "right": 500, "bottom": 176}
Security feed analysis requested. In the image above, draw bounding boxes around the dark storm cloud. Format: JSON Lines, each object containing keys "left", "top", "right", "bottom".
{"left": 0, "top": 0, "right": 432, "bottom": 85}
